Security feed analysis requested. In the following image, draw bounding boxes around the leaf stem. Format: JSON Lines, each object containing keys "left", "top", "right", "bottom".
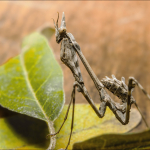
{"left": 47, "top": 121, "right": 56, "bottom": 150}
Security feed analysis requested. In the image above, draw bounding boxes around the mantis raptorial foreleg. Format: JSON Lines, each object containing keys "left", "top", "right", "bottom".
{"left": 102, "top": 75, "right": 149, "bottom": 127}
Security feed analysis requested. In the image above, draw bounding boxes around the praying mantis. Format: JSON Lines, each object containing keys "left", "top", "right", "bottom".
{"left": 48, "top": 12, "right": 150, "bottom": 150}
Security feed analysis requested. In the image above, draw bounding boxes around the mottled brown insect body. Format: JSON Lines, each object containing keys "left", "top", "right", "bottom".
{"left": 101, "top": 75, "right": 135, "bottom": 104}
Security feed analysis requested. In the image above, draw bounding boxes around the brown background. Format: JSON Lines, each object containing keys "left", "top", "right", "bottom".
{"left": 0, "top": 1, "right": 150, "bottom": 132}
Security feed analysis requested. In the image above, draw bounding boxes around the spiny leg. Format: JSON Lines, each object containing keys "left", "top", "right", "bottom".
{"left": 128, "top": 77, "right": 149, "bottom": 128}
{"left": 80, "top": 83, "right": 136, "bottom": 126}
{"left": 114, "top": 77, "right": 143, "bottom": 125}
{"left": 100, "top": 87, "right": 130, "bottom": 125}
{"left": 47, "top": 83, "right": 77, "bottom": 138}
{"left": 79, "top": 78, "right": 141, "bottom": 126}
{"left": 77, "top": 81, "right": 129, "bottom": 123}
{"left": 101, "top": 76, "right": 149, "bottom": 126}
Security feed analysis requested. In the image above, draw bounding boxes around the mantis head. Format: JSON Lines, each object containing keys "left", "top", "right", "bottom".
{"left": 52, "top": 12, "right": 67, "bottom": 44}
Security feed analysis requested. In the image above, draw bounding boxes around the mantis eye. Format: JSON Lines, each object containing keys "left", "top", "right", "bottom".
{"left": 59, "top": 27, "right": 67, "bottom": 34}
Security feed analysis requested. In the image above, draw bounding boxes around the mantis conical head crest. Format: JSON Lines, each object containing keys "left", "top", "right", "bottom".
{"left": 53, "top": 12, "right": 67, "bottom": 44}
{"left": 60, "top": 12, "right": 66, "bottom": 30}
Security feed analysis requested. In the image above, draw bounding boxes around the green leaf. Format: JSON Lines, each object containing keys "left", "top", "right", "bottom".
{"left": 54, "top": 104, "right": 141, "bottom": 149}
{"left": 0, "top": 114, "right": 49, "bottom": 149}
{"left": 0, "top": 32, "right": 64, "bottom": 122}
{"left": 73, "top": 129, "right": 150, "bottom": 149}
{"left": 0, "top": 104, "right": 142, "bottom": 149}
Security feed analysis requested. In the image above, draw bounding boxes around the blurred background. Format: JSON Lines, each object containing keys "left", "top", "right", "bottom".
{"left": 0, "top": 1, "right": 150, "bottom": 132}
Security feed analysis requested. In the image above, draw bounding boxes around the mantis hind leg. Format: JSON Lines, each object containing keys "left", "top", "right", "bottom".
{"left": 47, "top": 82, "right": 78, "bottom": 138}
{"left": 128, "top": 77, "right": 149, "bottom": 128}
{"left": 65, "top": 84, "right": 76, "bottom": 150}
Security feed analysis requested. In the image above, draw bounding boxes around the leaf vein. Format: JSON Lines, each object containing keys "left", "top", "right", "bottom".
{"left": 28, "top": 55, "right": 42, "bottom": 74}
{"left": 35, "top": 72, "right": 51, "bottom": 94}
{"left": 20, "top": 52, "right": 48, "bottom": 121}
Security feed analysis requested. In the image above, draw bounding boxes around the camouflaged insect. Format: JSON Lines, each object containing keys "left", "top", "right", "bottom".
{"left": 49, "top": 12, "right": 150, "bottom": 150}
